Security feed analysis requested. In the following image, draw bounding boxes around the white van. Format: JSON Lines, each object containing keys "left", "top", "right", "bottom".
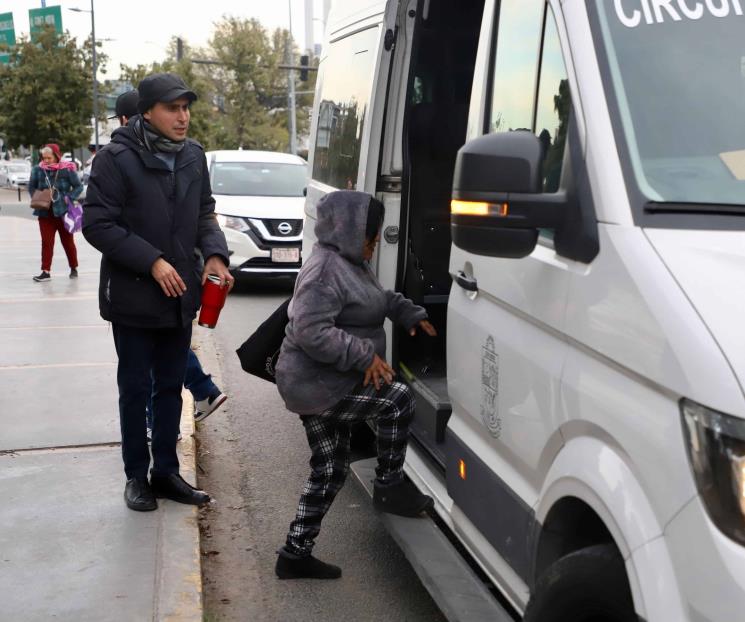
{"left": 304, "top": 1, "right": 745, "bottom": 620}
{"left": 206, "top": 150, "right": 308, "bottom": 279}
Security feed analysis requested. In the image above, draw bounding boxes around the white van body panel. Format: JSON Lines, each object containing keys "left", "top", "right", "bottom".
{"left": 644, "top": 229, "right": 745, "bottom": 402}
{"left": 564, "top": 225, "right": 744, "bottom": 416}
{"left": 665, "top": 497, "right": 745, "bottom": 621}
{"left": 326, "top": 0, "right": 386, "bottom": 37}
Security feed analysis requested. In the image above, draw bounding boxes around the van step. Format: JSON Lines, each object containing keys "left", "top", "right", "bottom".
{"left": 351, "top": 458, "right": 515, "bottom": 622}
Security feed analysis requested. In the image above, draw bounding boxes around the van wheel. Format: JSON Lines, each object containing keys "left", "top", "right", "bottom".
{"left": 523, "top": 544, "right": 637, "bottom": 622}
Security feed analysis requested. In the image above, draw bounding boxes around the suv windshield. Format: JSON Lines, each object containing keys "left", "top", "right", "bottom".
{"left": 211, "top": 162, "right": 307, "bottom": 197}
{"left": 593, "top": 2, "right": 745, "bottom": 207}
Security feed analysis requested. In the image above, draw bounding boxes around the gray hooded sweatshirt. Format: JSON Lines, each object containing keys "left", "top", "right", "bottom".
{"left": 275, "top": 191, "right": 427, "bottom": 415}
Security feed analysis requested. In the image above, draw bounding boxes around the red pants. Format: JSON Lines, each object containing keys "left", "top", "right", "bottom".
{"left": 38, "top": 215, "right": 78, "bottom": 272}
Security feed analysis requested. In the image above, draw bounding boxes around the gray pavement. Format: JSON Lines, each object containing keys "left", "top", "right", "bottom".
{"left": 0, "top": 199, "right": 202, "bottom": 621}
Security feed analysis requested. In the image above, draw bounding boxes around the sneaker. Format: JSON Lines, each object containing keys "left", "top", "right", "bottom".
{"left": 69, "top": 268, "right": 78, "bottom": 278}
{"left": 33, "top": 271, "right": 51, "bottom": 282}
{"left": 194, "top": 392, "right": 228, "bottom": 423}
{"left": 373, "top": 479, "right": 434, "bottom": 517}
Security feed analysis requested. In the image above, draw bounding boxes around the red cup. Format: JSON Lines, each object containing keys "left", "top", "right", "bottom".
{"left": 198, "top": 274, "right": 229, "bottom": 328}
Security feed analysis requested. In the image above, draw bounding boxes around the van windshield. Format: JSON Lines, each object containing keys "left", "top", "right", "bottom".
{"left": 592, "top": 1, "right": 745, "bottom": 207}
{"left": 211, "top": 162, "right": 307, "bottom": 197}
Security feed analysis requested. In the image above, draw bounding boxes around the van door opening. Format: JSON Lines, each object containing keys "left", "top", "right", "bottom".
{"left": 395, "top": 0, "right": 485, "bottom": 468}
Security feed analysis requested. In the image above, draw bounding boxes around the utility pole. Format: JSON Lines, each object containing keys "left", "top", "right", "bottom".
{"left": 90, "top": 0, "right": 98, "bottom": 151}
{"left": 287, "top": 0, "right": 297, "bottom": 155}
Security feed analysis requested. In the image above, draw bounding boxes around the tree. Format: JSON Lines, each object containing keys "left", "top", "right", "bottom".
{"left": 120, "top": 37, "right": 221, "bottom": 149}
{"left": 207, "top": 18, "right": 289, "bottom": 151}
{"left": 0, "top": 28, "right": 106, "bottom": 152}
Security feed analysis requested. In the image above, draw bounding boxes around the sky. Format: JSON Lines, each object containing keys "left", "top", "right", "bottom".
{"left": 1, "top": 0, "right": 327, "bottom": 79}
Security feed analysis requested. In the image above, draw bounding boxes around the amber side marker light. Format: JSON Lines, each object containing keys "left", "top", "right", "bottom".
{"left": 451, "top": 199, "right": 509, "bottom": 217}
{"left": 459, "top": 459, "right": 467, "bottom": 480}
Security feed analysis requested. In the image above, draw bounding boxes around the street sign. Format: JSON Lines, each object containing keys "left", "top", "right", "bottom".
{"left": 29, "top": 6, "right": 63, "bottom": 42}
{"left": 0, "top": 12, "right": 15, "bottom": 64}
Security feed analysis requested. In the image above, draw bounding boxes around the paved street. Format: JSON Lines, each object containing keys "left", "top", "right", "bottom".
{"left": 0, "top": 187, "right": 445, "bottom": 622}
{"left": 0, "top": 192, "right": 201, "bottom": 622}
{"left": 196, "top": 279, "right": 447, "bottom": 621}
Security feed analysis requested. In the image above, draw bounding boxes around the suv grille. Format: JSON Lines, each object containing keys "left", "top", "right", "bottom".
{"left": 263, "top": 219, "right": 303, "bottom": 237}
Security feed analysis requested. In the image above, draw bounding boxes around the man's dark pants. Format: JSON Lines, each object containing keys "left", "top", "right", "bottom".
{"left": 112, "top": 323, "right": 192, "bottom": 480}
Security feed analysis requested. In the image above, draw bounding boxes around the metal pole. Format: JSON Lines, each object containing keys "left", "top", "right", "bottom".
{"left": 287, "top": 0, "right": 297, "bottom": 155}
{"left": 91, "top": 0, "right": 99, "bottom": 151}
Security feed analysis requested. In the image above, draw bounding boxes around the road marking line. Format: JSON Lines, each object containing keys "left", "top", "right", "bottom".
{"left": 0, "top": 362, "right": 116, "bottom": 371}
{"left": 0, "top": 325, "right": 105, "bottom": 331}
{"left": 0, "top": 296, "right": 97, "bottom": 303}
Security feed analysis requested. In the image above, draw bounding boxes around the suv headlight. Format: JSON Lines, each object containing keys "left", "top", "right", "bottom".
{"left": 681, "top": 399, "right": 745, "bottom": 545}
{"left": 216, "top": 215, "right": 249, "bottom": 232}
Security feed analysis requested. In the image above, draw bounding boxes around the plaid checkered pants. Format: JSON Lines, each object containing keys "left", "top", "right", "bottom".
{"left": 285, "top": 381, "right": 415, "bottom": 557}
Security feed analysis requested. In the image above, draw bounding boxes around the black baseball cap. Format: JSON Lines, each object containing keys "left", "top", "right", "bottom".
{"left": 109, "top": 90, "right": 139, "bottom": 120}
{"left": 137, "top": 73, "right": 197, "bottom": 113}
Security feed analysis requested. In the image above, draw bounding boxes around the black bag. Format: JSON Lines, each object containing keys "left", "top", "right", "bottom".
{"left": 235, "top": 298, "right": 290, "bottom": 384}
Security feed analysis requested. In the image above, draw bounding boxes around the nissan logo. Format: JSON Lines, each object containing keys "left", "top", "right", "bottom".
{"left": 277, "top": 222, "right": 293, "bottom": 235}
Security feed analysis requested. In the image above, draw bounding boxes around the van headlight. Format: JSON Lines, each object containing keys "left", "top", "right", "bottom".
{"left": 681, "top": 399, "right": 745, "bottom": 545}
{"left": 216, "top": 215, "right": 249, "bottom": 232}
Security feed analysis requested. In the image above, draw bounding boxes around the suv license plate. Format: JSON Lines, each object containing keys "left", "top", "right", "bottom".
{"left": 271, "top": 248, "right": 300, "bottom": 263}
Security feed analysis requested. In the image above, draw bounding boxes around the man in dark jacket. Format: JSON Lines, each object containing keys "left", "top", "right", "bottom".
{"left": 83, "top": 73, "right": 232, "bottom": 511}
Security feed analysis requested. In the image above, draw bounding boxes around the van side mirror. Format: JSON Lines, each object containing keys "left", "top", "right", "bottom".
{"left": 451, "top": 132, "right": 567, "bottom": 258}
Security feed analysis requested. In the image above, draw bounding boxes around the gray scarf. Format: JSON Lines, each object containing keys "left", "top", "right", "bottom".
{"left": 131, "top": 115, "right": 185, "bottom": 154}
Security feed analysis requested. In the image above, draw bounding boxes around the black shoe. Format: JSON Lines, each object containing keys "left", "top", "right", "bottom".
{"left": 275, "top": 551, "right": 342, "bottom": 580}
{"left": 33, "top": 271, "right": 51, "bottom": 282}
{"left": 124, "top": 478, "right": 157, "bottom": 512}
{"left": 69, "top": 268, "right": 78, "bottom": 278}
{"left": 373, "top": 479, "right": 434, "bottom": 517}
{"left": 150, "top": 472, "right": 210, "bottom": 506}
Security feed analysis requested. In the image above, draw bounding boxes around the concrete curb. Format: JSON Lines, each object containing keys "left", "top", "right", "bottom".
{"left": 155, "top": 325, "right": 224, "bottom": 621}
{"left": 154, "top": 379, "right": 203, "bottom": 620}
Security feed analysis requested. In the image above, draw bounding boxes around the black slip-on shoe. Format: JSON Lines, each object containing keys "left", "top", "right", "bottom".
{"left": 124, "top": 477, "right": 157, "bottom": 512}
{"left": 150, "top": 472, "right": 210, "bottom": 506}
{"left": 33, "top": 271, "right": 51, "bottom": 282}
{"left": 69, "top": 268, "right": 78, "bottom": 278}
{"left": 275, "top": 552, "right": 342, "bottom": 580}
{"left": 373, "top": 479, "right": 434, "bottom": 517}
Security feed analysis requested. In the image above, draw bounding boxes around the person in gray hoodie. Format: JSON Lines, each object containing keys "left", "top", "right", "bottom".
{"left": 274, "top": 190, "right": 438, "bottom": 580}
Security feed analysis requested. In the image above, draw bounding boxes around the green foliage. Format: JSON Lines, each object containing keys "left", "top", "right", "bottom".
{"left": 0, "top": 28, "right": 107, "bottom": 151}
{"left": 120, "top": 19, "right": 317, "bottom": 153}
{"left": 119, "top": 44, "right": 216, "bottom": 149}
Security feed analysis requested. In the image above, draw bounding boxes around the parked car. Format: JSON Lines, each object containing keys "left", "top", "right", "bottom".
{"left": 61, "top": 152, "right": 82, "bottom": 171}
{"left": 0, "top": 161, "right": 31, "bottom": 188}
{"left": 304, "top": 2, "right": 745, "bottom": 621}
{"left": 206, "top": 150, "right": 308, "bottom": 280}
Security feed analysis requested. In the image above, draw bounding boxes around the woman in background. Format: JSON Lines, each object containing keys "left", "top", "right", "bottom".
{"left": 28, "top": 143, "right": 82, "bottom": 282}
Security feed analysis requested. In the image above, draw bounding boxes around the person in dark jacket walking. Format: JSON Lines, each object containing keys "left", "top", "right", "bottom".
{"left": 274, "top": 191, "right": 437, "bottom": 580}
{"left": 83, "top": 73, "right": 232, "bottom": 512}
{"left": 28, "top": 143, "right": 83, "bottom": 282}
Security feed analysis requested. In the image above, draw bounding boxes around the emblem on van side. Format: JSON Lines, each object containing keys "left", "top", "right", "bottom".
{"left": 481, "top": 336, "right": 501, "bottom": 439}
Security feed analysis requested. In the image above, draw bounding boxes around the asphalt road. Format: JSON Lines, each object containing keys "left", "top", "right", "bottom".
{"left": 196, "top": 278, "right": 447, "bottom": 622}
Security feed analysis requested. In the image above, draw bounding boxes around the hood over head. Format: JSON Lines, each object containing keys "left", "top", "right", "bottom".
{"left": 314, "top": 190, "right": 372, "bottom": 265}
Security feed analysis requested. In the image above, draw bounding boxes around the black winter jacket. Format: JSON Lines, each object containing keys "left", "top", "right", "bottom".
{"left": 82, "top": 123, "right": 229, "bottom": 328}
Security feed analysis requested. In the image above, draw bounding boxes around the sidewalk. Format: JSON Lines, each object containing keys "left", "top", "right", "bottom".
{"left": 0, "top": 199, "right": 203, "bottom": 621}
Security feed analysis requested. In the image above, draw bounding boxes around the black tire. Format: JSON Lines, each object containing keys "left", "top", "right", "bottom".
{"left": 523, "top": 544, "right": 637, "bottom": 622}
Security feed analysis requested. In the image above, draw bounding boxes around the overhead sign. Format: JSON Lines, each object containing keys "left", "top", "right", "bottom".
{"left": 29, "top": 6, "right": 63, "bottom": 41}
{"left": 0, "top": 12, "right": 15, "bottom": 64}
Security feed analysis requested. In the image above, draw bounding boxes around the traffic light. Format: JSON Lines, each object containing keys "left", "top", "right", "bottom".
{"left": 299, "top": 55, "right": 309, "bottom": 81}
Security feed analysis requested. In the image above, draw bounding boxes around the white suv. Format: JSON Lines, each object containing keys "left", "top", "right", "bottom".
{"left": 206, "top": 150, "right": 308, "bottom": 280}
